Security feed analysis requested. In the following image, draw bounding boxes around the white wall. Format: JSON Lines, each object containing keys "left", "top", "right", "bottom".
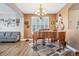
{"left": 69, "top": 10, "right": 79, "bottom": 30}
{"left": 57, "top": 4, "right": 72, "bottom": 31}
{"left": 0, "top": 4, "right": 20, "bottom": 17}
{"left": 67, "top": 4, "right": 79, "bottom": 50}
{"left": 0, "top": 4, "right": 21, "bottom": 32}
{"left": 0, "top": 3, "right": 24, "bottom": 39}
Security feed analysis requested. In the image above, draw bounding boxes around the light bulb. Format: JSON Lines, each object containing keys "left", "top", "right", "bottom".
{"left": 37, "top": 10, "right": 40, "bottom": 12}
{"left": 44, "top": 12, "right": 47, "bottom": 15}
{"left": 35, "top": 12, "right": 38, "bottom": 14}
{"left": 41, "top": 13, "right": 44, "bottom": 16}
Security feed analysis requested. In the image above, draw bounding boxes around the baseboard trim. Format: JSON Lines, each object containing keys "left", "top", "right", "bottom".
{"left": 0, "top": 40, "right": 20, "bottom": 43}
{"left": 21, "top": 38, "right": 33, "bottom": 41}
{"left": 67, "top": 45, "right": 77, "bottom": 52}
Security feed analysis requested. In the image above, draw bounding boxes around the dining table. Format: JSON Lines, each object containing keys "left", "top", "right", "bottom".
{"left": 32, "top": 29, "right": 58, "bottom": 50}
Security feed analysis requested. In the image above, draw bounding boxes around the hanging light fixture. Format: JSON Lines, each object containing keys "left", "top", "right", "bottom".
{"left": 34, "top": 4, "right": 47, "bottom": 19}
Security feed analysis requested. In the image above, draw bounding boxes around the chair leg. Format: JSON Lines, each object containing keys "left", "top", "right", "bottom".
{"left": 56, "top": 43, "right": 62, "bottom": 52}
{"left": 42, "top": 39, "right": 45, "bottom": 46}
{"left": 33, "top": 40, "right": 34, "bottom": 47}
{"left": 36, "top": 40, "right": 37, "bottom": 49}
{"left": 33, "top": 39, "right": 38, "bottom": 51}
{"left": 51, "top": 38, "right": 53, "bottom": 43}
{"left": 62, "top": 42, "right": 66, "bottom": 50}
{"left": 48, "top": 38, "right": 50, "bottom": 43}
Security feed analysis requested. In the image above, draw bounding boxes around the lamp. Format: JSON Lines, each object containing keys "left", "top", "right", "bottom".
{"left": 34, "top": 4, "right": 47, "bottom": 19}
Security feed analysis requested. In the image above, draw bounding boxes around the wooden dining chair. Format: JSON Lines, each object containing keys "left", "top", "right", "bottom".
{"left": 58, "top": 32, "right": 66, "bottom": 50}
{"left": 75, "top": 51, "right": 79, "bottom": 56}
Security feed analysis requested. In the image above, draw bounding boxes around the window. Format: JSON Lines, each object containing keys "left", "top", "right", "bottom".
{"left": 31, "top": 16, "right": 49, "bottom": 33}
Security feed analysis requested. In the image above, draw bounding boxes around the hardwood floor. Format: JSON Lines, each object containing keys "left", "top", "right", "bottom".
{"left": 0, "top": 41, "right": 39, "bottom": 56}
{"left": 0, "top": 40, "right": 75, "bottom": 56}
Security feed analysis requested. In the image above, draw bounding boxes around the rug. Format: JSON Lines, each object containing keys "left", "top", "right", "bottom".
{"left": 29, "top": 40, "right": 75, "bottom": 56}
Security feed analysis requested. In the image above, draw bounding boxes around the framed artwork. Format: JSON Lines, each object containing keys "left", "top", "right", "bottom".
{"left": 0, "top": 18, "right": 20, "bottom": 28}
{"left": 16, "top": 18, "right": 20, "bottom": 26}
{"left": 24, "top": 21, "right": 29, "bottom": 28}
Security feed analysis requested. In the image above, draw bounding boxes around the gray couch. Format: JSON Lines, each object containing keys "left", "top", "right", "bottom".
{"left": 0, "top": 32, "right": 20, "bottom": 42}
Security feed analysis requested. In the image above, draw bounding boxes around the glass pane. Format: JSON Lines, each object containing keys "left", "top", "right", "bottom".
{"left": 31, "top": 16, "right": 49, "bottom": 32}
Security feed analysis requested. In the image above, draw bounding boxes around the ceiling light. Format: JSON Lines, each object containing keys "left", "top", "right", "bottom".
{"left": 34, "top": 4, "right": 47, "bottom": 19}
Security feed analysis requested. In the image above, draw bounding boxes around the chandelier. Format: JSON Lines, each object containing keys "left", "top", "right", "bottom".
{"left": 34, "top": 4, "right": 47, "bottom": 19}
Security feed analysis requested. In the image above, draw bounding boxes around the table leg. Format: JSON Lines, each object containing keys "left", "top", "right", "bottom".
{"left": 33, "top": 40, "right": 38, "bottom": 51}
{"left": 47, "top": 38, "right": 55, "bottom": 48}
{"left": 51, "top": 38, "right": 53, "bottom": 43}
{"left": 35, "top": 40, "right": 38, "bottom": 50}
{"left": 42, "top": 39, "right": 46, "bottom": 46}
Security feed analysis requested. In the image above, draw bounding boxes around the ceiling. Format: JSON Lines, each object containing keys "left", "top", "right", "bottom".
{"left": 15, "top": 3, "right": 66, "bottom": 14}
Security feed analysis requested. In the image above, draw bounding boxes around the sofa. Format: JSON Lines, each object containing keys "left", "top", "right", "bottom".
{"left": 0, "top": 32, "right": 20, "bottom": 42}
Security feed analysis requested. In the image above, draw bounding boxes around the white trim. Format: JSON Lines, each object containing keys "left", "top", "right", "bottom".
{"left": 21, "top": 38, "right": 33, "bottom": 41}
{"left": 20, "top": 39, "right": 27, "bottom": 41}
{"left": 67, "top": 45, "right": 77, "bottom": 52}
